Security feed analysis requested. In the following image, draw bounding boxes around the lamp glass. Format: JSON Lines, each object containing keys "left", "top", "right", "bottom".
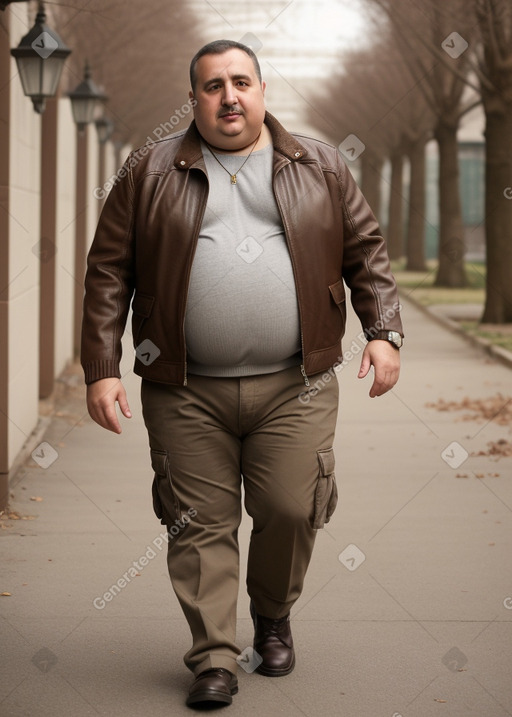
{"left": 70, "top": 97, "right": 97, "bottom": 127}
{"left": 14, "top": 55, "right": 66, "bottom": 98}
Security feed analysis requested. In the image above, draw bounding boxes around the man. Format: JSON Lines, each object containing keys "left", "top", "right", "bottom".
{"left": 82, "top": 39, "right": 403, "bottom": 709}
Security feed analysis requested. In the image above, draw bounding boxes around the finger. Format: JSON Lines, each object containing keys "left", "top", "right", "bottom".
{"left": 370, "top": 368, "right": 399, "bottom": 397}
{"left": 358, "top": 351, "right": 371, "bottom": 378}
{"left": 100, "top": 402, "right": 122, "bottom": 433}
{"left": 87, "top": 394, "right": 122, "bottom": 433}
{"left": 117, "top": 389, "right": 132, "bottom": 419}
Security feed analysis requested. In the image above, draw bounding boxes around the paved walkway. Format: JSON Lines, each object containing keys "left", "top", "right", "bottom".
{"left": 1, "top": 297, "right": 511, "bottom": 716}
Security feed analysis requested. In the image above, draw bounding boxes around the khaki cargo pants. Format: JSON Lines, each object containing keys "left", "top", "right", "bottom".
{"left": 141, "top": 365, "right": 339, "bottom": 676}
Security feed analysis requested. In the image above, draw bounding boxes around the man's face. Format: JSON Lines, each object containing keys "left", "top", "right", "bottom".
{"left": 190, "top": 48, "right": 266, "bottom": 151}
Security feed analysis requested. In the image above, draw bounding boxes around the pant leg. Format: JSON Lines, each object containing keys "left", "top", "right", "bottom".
{"left": 241, "top": 366, "right": 339, "bottom": 619}
{"left": 141, "top": 376, "right": 243, "bottom": 676}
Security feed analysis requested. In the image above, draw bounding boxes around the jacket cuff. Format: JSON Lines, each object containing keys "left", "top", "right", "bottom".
{"left": 82, "top": 360, "right": 122, "bottom": 385}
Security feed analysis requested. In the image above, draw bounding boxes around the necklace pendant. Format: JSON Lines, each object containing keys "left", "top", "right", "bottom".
{"left": 231, "top": 174, "right": 237, "bottom": 185}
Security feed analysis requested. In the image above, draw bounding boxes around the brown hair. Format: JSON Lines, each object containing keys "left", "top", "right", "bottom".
{"left": 189, "top": 39, "right": 262, "bottom": 90}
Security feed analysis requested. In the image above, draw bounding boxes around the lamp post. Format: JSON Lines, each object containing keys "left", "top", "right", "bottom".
{"left": 10, "top": 3, "right": 71, "bottom": 114}
{"left": 69, "top": 62, "right": 106, "bottom": 132}
{"left": 95, "top": 115, "right": 114, "bottom": 144}
{"left": 95, "top": 115, "right": 114, "bottom": 215}
{"left": 69, "top": 62, "right": 106, "bottom": 354}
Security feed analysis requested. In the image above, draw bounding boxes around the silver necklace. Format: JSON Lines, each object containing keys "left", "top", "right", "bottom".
{"left": 205, "top": 133, "right": 261, "bottom": 185}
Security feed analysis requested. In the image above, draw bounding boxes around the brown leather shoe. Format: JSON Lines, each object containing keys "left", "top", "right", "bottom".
{"left": 186, "top": 667, "right": 238, "bottom": 708}
{"left": 250, "top": 600, "right": 295, "bottom": 676}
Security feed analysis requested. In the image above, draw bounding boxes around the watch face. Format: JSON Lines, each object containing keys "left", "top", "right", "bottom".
{"left": 388, "top": 331, "right": 402, "bottom": 348}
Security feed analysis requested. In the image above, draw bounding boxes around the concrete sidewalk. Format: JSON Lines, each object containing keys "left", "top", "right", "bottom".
{"left": 1, "top": 297, "right": 511, "bottom": 717}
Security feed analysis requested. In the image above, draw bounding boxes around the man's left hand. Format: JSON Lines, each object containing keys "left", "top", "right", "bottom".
{"left": 358, "top": 340, "right": 400, "bottom": 398}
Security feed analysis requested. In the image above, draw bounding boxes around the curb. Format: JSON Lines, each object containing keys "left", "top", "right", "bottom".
{"left": 400, "top": 295, "right": 512, "bottom": 371}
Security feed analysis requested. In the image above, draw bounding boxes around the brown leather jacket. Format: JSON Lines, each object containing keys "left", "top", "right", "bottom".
{"left": 81, "top": 112, "right": 403, "bottom": 386}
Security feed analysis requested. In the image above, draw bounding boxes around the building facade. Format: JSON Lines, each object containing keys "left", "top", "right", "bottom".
{"left": 0, "top": 4, "right": 118, "bottom": 508}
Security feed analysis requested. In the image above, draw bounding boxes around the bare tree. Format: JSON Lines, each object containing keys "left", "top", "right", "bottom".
{"left": 306, "top": 37, "right": 435, "bottom": 270}
{"left": 474, "top": 0, "right": 512, "bottom": 323}
{"left": 367, "top": 0, "right": 512, "bottom": 320}
{"left": 365, "top": 0, "right": 480, "bottom": 286}
{"left": 49, "top": 0, "right": 207, "bottom": 148}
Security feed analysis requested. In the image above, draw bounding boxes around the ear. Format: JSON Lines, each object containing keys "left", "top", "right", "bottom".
{"left": 261, "top": 80, "right": 266, "bottom": 96}
{"left": 188, "top": 90, "right": 195, "bottom": 102}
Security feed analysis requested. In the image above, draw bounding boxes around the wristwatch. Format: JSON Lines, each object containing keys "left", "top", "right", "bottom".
{"left": 370, "top": 330, "right": 403, "bottom": 349}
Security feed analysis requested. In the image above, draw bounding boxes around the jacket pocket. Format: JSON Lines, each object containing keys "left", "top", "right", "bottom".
{"left": 329, "top": 279, "right": 345, "bottom": 306}
{"left": 328, "top": 280, "right": 347, "bottom": 344}
{"left": 132, "top": 292, "right": 155, "bottom": 344}
{"left": 150, "top": 448, "right": 181, "bottom": 527}
{"left": 312, "top": 447, "right": 338, "bottom": 529}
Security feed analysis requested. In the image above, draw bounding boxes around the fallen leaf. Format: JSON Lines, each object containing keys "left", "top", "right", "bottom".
{"left": 30, "top": 496, "right": 43, "bottom": 502}
{"left": 1, "top": 592, "right": 11, "bottom": 596}
{"left": 434, "top": 699, "right": 447, "bottom": 703}
{"left": 474, "top": 440, "right": 512, "bottom": 459}
{"left": 425, "top": 394, "right": 512, "bottom": 426}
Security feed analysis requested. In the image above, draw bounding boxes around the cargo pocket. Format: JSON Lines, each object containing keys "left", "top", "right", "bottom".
{"left": 312, "top": 447, "right": 338, "bottom": 529}
{"left": 150, "top": 448, "right": 182, "bottom": 527}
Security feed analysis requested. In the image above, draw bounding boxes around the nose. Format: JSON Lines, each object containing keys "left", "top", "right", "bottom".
{"left": 222, "top": 82, "right": 237, "bottom": 107}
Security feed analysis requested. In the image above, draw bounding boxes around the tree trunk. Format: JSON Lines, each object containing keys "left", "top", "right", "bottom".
{"left": 360, "top": 152, "right": 383, "bottom": 224}
{"left": 434, "top": 122, "right": 468, "bottom": 287}
{"left": 386, "top": 152, "right": 405, "bottom": 259}
{"left": 481, "top": 105, "right": 512, "bottom": 323}
{"left": 405, "top": 140, "right": 427, "bottom": 271}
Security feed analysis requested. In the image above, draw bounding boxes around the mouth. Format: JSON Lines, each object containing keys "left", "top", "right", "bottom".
{"left": 219, "top": 110, "right": 243, "bottom": 120}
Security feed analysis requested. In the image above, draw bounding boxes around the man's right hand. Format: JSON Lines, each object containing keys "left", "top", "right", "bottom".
{"left": 86, "top": 377, "right": 132, "bottom": 434}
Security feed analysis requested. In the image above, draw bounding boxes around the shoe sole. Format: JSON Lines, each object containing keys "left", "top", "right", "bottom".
{"left": 255, "top": 655, "right": 295, "bottom": 677}
{"left": 186, "top": 685, "right": 238, "bottom": 707}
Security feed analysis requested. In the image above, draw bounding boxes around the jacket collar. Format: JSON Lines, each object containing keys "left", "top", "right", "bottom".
{"left": 174, "top": 111, "right": 307, "bottom": 170}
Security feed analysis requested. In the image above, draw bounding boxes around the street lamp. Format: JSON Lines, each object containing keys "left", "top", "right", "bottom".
{"left": 95, "top": 115, "right": 114, "bottom": 144}
{"left": 69, "top": 62, "right": 106, "bottom": 132}
{"left": 10, "top": 3, "right": 71, "bottom": 114}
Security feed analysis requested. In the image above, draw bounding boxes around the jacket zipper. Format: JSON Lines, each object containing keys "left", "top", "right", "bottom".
{"left": 181, "top": 172, "right": 209, "bottom": 386}
{"left": 300, "top": 361, "right": 310, "bottom": 387}
{"left": 273, "top": 165, "right": 309, "bottom": 387}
